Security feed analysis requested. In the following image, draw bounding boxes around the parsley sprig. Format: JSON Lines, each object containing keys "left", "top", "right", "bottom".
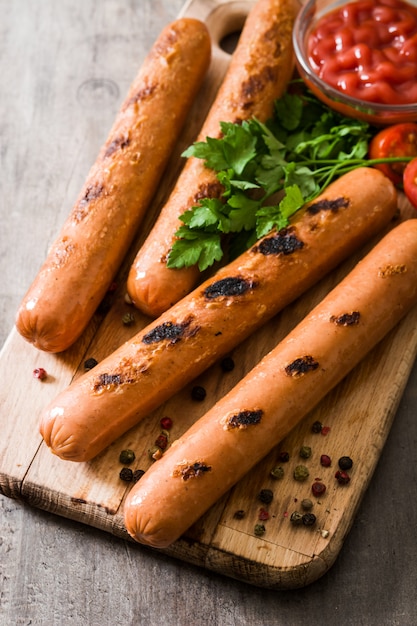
{"left": 166, "top": 85, "right": 403, "bottom": 271}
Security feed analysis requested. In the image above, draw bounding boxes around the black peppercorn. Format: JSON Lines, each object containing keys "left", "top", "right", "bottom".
{"left": 132, "top": 469, "right": 145, "bottom": 483}
{"left": 258, "top": 489, "right": 274, "bottom": 504}
{"left": 338, "top": 456, "right": 353, "bottom": 470}
{"left": 233, "top": 509, "right": 245, "bottom": 520}
{"left": 311, "top": 420, "right": 323, "bottom": 433}
{"left": 277, "top": 451, "right": 290, "bottom": 463}
{"left": 221, "top": 356, "right": 235, "bottom": 372}
{"left": 119, "top": 467, "right": 133, "bottom": 482}
{"left": 84, "top": 357, "right": 98, "bottom": 370}
{"left": 302, "top": 513, "right": 317, "bottom": 526}
{"left": 191, "top": 385, "right": 207, "bottom": 401}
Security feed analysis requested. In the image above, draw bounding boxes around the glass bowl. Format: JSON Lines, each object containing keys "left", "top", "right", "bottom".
{"left": 293, "top": 0, "right": 417, "bottom": 125}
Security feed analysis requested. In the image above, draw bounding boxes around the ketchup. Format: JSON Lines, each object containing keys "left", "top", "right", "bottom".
{"left": 307, "top": 0, "right": 417, "bottom": 105}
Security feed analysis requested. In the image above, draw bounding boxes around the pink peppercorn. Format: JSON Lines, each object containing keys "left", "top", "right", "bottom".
{"left": 258, "top": 508, "right": 270, "bottom": 521}
{"left": 33, "top": 367, "right": 47, "bottom": 381}
{"left": 312, "top": 481, "right": 326, "bottom": 497}
{"left": 320, "top": 454, "right": 331, "bottom": 467}
{"left": 335, "top": 470, "right": 351, "bottom": 485}
{"left": 160, "top": 416, "right": 173, "bottom": 430}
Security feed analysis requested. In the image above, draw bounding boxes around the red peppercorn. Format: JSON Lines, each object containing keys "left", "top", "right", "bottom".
{"left": 258, "top": 508, "right": 270, "bottom": 521}
{"left": 160, "top": 416, "right": 173, "bottom": 430}
{"left": 335, "top": 470, "right": 351, "bottom": 485}
{"left": 321, "top": 426, "right": 331, "bottom": 436}
{"left": 154, "top": 433, "right": 168, "bottom": 450}
{"left": 320, "top": 454, "right": 331, "bottom": 467}
{"left": 33, "top": 367, "right": 47, "bottom": 381}
{"left": 311, "top": 482, "right": 326, "bottom": 497}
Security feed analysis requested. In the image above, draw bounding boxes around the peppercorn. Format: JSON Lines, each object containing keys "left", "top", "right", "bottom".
{"left": 122, "top": 312, "right": 135, "bottom": 326}
{"left": 277, "top": 451, "right": 290, "bottom": 463}
{"left": 335, "top": 470, "right": 351, "bottom": 485}
{"left": 191, "top": 385, "right": 206, "bottom": 401}
{"left": 301, "top": 498, "right": 314, "bottom": 511}
{"left": 84, "top": 357, "right": 98, "bottom": 370}
{"left": 132, "top": 469, "right": 145, "bottom": 483}
{"left": 311, "top": 481, "right": 326, "bottom": 497}
{"left": 258, "top": 489, "right": 274, "bottom": 504}
{"left": 258, "top": 508, "right": 270, "bottom": 521}
{"left": 221, "top": 356, "right": 235, "bottom": 372}
{"left": 148, "top": 446, "right": 163, "bottom": 461}
{"left": 254, "top": 524, "right": 266, "bottom": 537}
{"left": 119, "top": 467, "right": 133, "bottom": 482}
{"left": 154, "top": 433, "right": 168, "bottom": 450}
{"left": 119, "top": 449, "right": 136, "bottom": 465}
{"left": 321, "top": 426, "right": 331, "bottom": 436}
{"left": 233, "top": 509, "right": 245, "bottom": 520}
{"left": 160, "top": 416, "right": 173, "bottom": 430}
{"left": 302, "top": 513, "right": 317, "bottom": 526}
{"left": 290, "top": 511, "right": 303, "bottom": 526}
{"left": 311, "top": 420, "right": 323, "bottom": 433}
{"left": 320, "top": 454, "right": 331, "bottom": 467}
{"left": 33, "top": 367, "right": 47, "bottom": 380}
{"left": 293, "top": 465, "right": 309, "bottom": 481}
{"left": 270, "top": 465, "right": 285, "bottom": 480}
{"left": 338, "top": 456, "right": 353, "bottom": 470}
{"left": 299, "top": 445, "right": 312, "bottom": 459}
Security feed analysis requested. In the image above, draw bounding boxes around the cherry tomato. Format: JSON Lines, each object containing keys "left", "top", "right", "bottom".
{"left": 368, "top": 123, "right": 417, "bottom": 187}
{"left": 403, "top": 158, "right": 417, "bottom": 209}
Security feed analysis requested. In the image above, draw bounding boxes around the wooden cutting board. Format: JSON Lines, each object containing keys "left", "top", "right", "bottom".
{"left": 1, "top": 0, "right": 417, "bottom": 590}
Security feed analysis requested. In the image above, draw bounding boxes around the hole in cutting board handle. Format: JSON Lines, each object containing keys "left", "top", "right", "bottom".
{"left": 205, "top": 1, "right": 253, "bottom": 56}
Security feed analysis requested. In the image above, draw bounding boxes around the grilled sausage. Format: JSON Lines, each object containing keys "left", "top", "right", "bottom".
{"left": 39, "top": 168, "right": 397, "bottom": 462}
{"left": 15, "top": 18, "right": 211, "bottom": 353}
{"left": 124, "top": 218, "right": 417, "bottom": 548}
{"left": 126, "top": 0, "right": 297, "bottom": 317}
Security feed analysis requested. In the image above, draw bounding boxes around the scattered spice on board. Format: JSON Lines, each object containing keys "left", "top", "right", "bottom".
{"left": 132, "top": 469, "right": 145, "bottom": 483}
{"left": 191, "top": 385, "right": 207, "bottom": 401}
{"left": 335, "top": 470, "right": 351, "bottom": 485}
{"left": 312, "top": 482, "right": 326, "bottom": 497}
{"left": 254, "top": 524, "right": 266, "bottom": 537}
{"left": 311, "top": 420, "right": 323, "bottom": 433}
{"left": 258, "top": 508, "right": 270, "bottom": 521}
{"left": 33, "top": 367, "right": 47, "bottom": 380}
{"left": 338, "top": 456, "right": 353, "bottom": 470}
{"left": 84, "top": 357, "right": 98, "bottom": 370}
{"left": 299, "top": 445, "right": 312, "bottom": 459}
{"left": 290, "top": 511, "right": 303, "bottom": 526}
{"left": 320, "top": 454, "right": 332, "bottom": 467}
{"left": 258, "top": 489, "right": 274, "bottom": 504}
{"left": 119, "top": 468, "right": 133, "bottom": 482}
{"left": 270, "top": 466, "right": 285, "bottom": 480}
{"left": 301, "top": 498, "right": 314, "bottom": 511}
{"left": 122, "top": 312, "right": 135, "bottom": 326}
{"left": 233, "top": 510, "right": 246, "bottom": 520}
{"left": 294, "top": 465, "right": 309, "bottom": 481}
{"left": 302, "top": 513, "right": 317, "bottom": 526}
{"left": 119, "top": 449, "right": 136, "bottom": 465}
{"left": 220, "top": 356, "right": 235, "bottom": 372}
{"left": 321, "top": 426, "right": 331, "bottom": 436}
{"left": 160, "top": 416, "right": 173, "bottom": 430}
{"left": 277, "top": 451, "right": 290, "bottom": 462}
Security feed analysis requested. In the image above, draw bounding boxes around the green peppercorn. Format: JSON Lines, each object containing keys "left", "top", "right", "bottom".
{"left": 258, "top": 488, "right": 274, "bottom": 504}
{"left": 299, "top": 445, "right": 312, "bottom": 459}
{"left": 293, "top": 465, "right": 309, "bottom": 481}
{"left": 122, "top": 312, "right": 135, "bottom": 326}
{"left": 301, "top": 498, "right": 314, "bottom": 511}
{"left": 119, "top": 467, "right": 133, "bottom": 482}
{"left": 119, "top": 449, "right": 136, "bottom": 465}
{"left": 270, "top": 465, "right": 285, "bottom": 480}
{"left": 302, "top": 513, "right": 317, "bottom": 526}
{"left": 290, "top": 511, "right": 303, "bottom": 526}
{"left": 254, "top": 524, "right": 266, "bottom": 537}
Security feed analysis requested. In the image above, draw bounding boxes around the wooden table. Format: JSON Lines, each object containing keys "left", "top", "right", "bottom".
{"left": 1, "top": 0, "right": 416, "bottom": 623}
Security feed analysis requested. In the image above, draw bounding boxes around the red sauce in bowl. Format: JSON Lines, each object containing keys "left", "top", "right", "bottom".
{"left": 307, "top": 0, "right": 417, "bottom": 105}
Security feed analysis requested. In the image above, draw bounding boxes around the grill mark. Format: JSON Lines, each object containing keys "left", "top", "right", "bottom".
{"left": 254, "top": 228, "right": 304, "bottom": 256}
{"left": 330, "top": 311, "right": 361, "bottom": 326}
{"left": 225, "top": 409, "right": 263, "bottom": 430}
{"left": 142, "top": 317, "right": 197, "bottom": 345}
{"left": 285, "top": 356, "right": 319, "bottom": 377}
{"left": 204, "top": 276, "right": 255, "bottom": 299}
{"left": 307, "top": 196, "right": 350, "bottom": 215}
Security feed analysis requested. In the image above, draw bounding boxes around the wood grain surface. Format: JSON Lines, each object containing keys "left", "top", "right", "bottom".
{"left": 1, "top": 0, "right": 417, "bottom": 624}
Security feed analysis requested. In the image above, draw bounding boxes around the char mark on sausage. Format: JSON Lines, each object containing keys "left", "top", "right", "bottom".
{"left": 142, "top": 317, "right": 198, "bottom": 345}
{"left": 330, "top": 311, "right": 361, "bottom": 326}
{"left": 254, "top": 227, "right": 304, "bottom": 256}
{"left": 285, "top": 355, "right": 319, "bottom": 377}
{"left": 172, "top": 461, "right": 212, "bottom": 481}
{"left": 204, "top": 276, "right": 255, "bottom": 299}
{"left": 104, "top": 134, "right": 131, "bottom": 158}
{"left": 307, "top": 196, "right": 350, "bottom": 215}
{"left": 225, "top": 409, "right": 263, "bottom": 429}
